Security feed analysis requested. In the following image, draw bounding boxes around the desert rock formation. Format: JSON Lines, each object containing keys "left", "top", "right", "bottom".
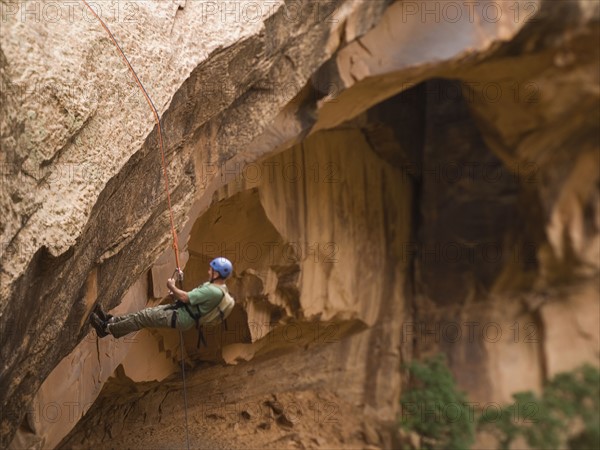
{"left": 1, "top": 1, "right": 598, "bottom": 448}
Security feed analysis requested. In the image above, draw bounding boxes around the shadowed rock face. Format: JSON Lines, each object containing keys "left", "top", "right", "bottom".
{"left": 1, "top": 0, "right": 598, "bottom": 448}
{"left": 1, "top": 0, "right": 392, "bottom": 444}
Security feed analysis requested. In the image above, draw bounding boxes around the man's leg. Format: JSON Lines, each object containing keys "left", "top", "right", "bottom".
{"left": 107, "top": 305, "right": 175, "bottom": 338}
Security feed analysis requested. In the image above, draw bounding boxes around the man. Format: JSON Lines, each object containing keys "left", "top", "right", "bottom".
{"left": 90, "top": 257, "right": 233, "bottom": 339}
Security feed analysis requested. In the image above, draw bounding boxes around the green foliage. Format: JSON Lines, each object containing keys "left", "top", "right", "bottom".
{"left": 399, "top": 357, "right": 599, "bottom": 450}
{"left": 478, "top": 364, "right": 600, "bottom": 450}
{"left": 399, "top": 354, "right": 475, "bottom": 450}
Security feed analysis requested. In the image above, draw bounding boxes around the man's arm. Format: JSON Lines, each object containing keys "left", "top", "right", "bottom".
{"left": 166, "top": 278, "right": 190, "bottom": 303}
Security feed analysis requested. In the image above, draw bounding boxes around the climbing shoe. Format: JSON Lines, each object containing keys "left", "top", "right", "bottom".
{"left": 94, "top": 304, "right": 113, "bottom": 322}
{"left": 90, "top": 312, "right": 110, "bottom": 338}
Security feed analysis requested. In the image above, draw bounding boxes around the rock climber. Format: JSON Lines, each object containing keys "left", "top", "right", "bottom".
{"left": 90, "top": 257, "right": 234, "bottom": 339}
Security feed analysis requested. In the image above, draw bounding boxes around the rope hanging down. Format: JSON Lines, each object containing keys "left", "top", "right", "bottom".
{"left": 81, "top": 2, "right": 189, "bottom": 449}
{"left": 81, "top": 0, "right": 182, "bottom": 271}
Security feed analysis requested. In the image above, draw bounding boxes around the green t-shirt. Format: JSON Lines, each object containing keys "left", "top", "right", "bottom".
{"left": 177, "top": 282, "right": 224, "bottom": 329}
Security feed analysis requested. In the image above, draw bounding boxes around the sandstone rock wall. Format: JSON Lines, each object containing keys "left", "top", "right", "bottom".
{"left": 1, "top": 0, "right": 598, "bottom": 448}
{"left": 1, "top": 0, "right": 392, "bottom": 444}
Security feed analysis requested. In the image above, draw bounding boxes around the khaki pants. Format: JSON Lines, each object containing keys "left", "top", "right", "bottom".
{"left": 107, "top": 305, "right": 181, "bottom": 338}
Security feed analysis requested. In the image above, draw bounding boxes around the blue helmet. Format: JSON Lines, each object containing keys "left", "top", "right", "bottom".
{"left": 210, "top": 257, "right": 233, "bottom": 278}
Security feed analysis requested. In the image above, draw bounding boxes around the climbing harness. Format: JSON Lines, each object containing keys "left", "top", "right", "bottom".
{"left": 81, "top": 1, "right": 188, "bottom": 447}
{"left": 167, "top": 285, "right": 235, "bottom": 348}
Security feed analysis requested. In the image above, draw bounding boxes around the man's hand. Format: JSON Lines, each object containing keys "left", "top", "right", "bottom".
{"left": 166, "top": 278, "right": 190, "bottom": 303}
{"left": 167, "top": 278, "right": 176, "bottom": 291}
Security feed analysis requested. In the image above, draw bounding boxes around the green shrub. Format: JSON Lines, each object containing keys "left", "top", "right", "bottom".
{"left": 399, "top": 356, "right": 599, "bottom": 450}
{"left": 478, "top": 364, "right": 600, "bottom": 450}
{"left": 399, "top": 354, "right": 475, "bottom": 450}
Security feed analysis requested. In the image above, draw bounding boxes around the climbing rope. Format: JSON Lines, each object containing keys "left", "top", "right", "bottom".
{"left": 81, "top": 0, "right": 182, "bottom": 272}
{"left": 81, "top": 2, "right": 189, "bottom": 448}
{"left": 179, "top": 328, "right": 192, "bottom": 448}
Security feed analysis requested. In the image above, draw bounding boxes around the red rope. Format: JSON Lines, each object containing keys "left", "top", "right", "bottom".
{"left": 81, "top": 0, "right": 181, "bottom": 271}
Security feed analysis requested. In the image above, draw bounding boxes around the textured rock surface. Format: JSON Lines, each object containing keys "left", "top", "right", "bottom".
{"left": 1, "top": 0, "right": 598, "bottom": 448}
{"left": 1, "top": 0, "right": 391, "bottom": 443}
